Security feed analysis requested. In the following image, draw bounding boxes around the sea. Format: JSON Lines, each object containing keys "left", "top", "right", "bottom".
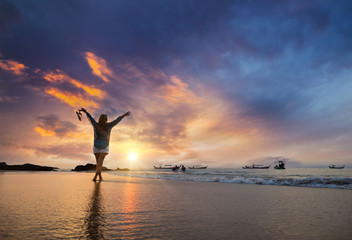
{"left": 1, "top": 171, "right": 352, "bottom": 239}
{"left": 109, "top": 168, "right": 352, "bottom": 190}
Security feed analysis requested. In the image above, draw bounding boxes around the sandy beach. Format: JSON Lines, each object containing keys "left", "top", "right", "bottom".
{"left": 0, "top": 172, "right": 351, "bottom": 240}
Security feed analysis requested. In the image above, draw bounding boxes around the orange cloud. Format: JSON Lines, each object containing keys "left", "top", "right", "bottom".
{"left": 33, "top": 114, "right": 89, "bottom": 140}
{"left": 85, "top": 52, "right": 113, "bottom": 83}
{"left": 44, "top": 70, "right": 104, "bottom": 98}
{"left": 0, "top": 59, "right": 26, "bottom": 75}
{"left": 34, "top": 126, "right": 56, "bottom": 137}
{"left": 43, "top": 70, "right": 66, "bottom": 83}
{"left": 45, "top": 87, "right": 99, "bottom": 109}
{"left": 155, "top": 76, "right": 199, "bottom": 104}
{"left": 34, "top": 126, "right": 86, "bottom": 139}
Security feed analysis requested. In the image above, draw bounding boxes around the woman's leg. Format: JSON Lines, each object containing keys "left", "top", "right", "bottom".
{"left": 93, "top": 153, "right": 100, "bottom": 181}
{"left": 96, "top": 153, "right": 107, "bottom": 181}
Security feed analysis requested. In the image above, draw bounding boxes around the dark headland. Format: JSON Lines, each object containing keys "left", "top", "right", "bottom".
{"left": 71, "top": 163, "right": 130, "bottom": 171}
{"left": 71, "top": 163, "right": 112, "bottom": 171}
{"left": 0, "top": 162, "right": 58, "bottom": 171}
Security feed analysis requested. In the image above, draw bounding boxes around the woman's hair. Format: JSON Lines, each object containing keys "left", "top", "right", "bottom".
{"left": 98, "top": 114, "right": 108, "bottom": 126}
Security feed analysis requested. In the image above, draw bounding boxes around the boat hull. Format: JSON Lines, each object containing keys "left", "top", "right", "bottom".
{"left": 242, "top": 165, "right": 270, "bottom": 169}
{"left": 329, "top": 166, "right": 345, "bottom": 169}
{"left": 189, "top": 166, "right": 207, "bottom": 169}
{"left": 153, "top": 165, "right": 173, "bottom": 169}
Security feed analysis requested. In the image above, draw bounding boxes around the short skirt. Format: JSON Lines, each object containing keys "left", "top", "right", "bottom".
{"left": 93, "top": 145, "right": 109, "bottom": 154}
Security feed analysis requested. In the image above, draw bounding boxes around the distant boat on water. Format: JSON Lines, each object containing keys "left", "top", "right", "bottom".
{"left": 153, "top": 164, "right": 187, "bottom": 171}
{"left": 329, "top": 164, "right": 345, "bottom": 169}
{"left": 242, "top": 164, "right": 271, "bottom": 169}
{"left": 274, "top": 159, "right": 286, "bottom": 169}
{"left": 153, "top": 164, "right": 173, "bottom": 169}
{"left": 189, "top": 165, "right": 207, "bottom": 169}
{"left": 172, "top": 165, "right": 186, "bottom": 171}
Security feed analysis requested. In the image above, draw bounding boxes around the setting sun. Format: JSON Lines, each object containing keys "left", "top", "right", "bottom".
{"left": 128, "top": 152, "right": 138, "bottom": 161}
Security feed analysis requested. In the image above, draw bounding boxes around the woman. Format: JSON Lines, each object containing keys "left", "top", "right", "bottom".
{"left": 80, "top": 108, "right": 130, "bottom": 181}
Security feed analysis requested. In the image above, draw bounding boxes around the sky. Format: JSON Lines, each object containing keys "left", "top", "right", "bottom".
{"left": 0, "top": 0, "right": 352, "bottom": 169}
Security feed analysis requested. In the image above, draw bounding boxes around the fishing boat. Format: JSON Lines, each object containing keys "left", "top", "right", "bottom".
{"left": 189, "top": 165, "right": 208, "bottom": 169}
{"left": 153, "top": 164, "right": 173, "bottom": 169}
{"left": 242, "top": 164, "right": 271, "bottom": 169}
{"left": 172, "top": 165, "right": 186, "bottom": 171}
{"left": 274, "top": 160, "right": 286, "bottom": 169}
{"left": 329, "top": 164, "right": 345, "bottom": 169}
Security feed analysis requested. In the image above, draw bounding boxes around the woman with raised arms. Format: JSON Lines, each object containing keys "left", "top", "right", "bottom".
{"left": 80, "top": 108, "right": 130, "bottom": 181}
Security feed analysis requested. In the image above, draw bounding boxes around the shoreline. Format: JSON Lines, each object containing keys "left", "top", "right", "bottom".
{"left": 1, "top": 170, "right": 352, "bottom": 190}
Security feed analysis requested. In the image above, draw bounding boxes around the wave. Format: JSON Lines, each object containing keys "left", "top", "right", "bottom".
{"left": 109, "top": 171, "right": 352, "bottom": 190}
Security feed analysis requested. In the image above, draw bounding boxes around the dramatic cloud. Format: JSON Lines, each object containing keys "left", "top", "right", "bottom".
{"left": 85, "top": 52, "right": 114, "bottom": 83}
{"left": 44, "top": 70, "right": 105, "bottom": 98}
{"left": 34, "top": 114, "right": 78, "bottom": 137}
{"left": 0, "top": 59, "right": 26, "bottom": 75}
{"left": 45, "top": 87, "right": 99, "bottom": 109}
{"left": 33, "top": 142, "right": 91, "bottom": 162}
{"left": 34, "top": 126, "right": 56, "bottom": 137}
{"left": 1, "top": 0, "right": 352, "bottom": 168}
{"left": 103, "top": 68, "right": 203, "bottom": 156}
{"left": 155, "top": 76, "right": 199, "bottom": 104}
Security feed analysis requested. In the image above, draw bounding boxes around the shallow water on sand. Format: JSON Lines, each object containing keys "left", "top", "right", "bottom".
{"left": 0, "top": 172, "right": 351, "bottom": 239}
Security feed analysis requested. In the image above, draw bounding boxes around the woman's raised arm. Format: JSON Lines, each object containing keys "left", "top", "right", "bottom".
{"left": 109, "top": 111, "right": 130, "bottom": 127}
{"left": 81, "top": 108, "right": 97, "bottom": 127}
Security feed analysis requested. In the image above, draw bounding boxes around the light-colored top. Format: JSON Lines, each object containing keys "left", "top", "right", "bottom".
{"left": 86, "top": 112, "right": 123, "bottom": 149}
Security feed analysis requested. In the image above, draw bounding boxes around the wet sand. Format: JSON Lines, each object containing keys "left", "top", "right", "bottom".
{"left": 0, "top": 172, "right": 351, "bottom": 239}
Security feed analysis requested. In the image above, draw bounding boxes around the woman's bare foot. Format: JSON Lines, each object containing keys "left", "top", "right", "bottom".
{"left": 98, "top": 173, "right": 103, "bottom": 181}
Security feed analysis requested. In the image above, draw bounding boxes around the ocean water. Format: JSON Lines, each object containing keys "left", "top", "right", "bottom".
{"left": 1, "top": 172, "right": 352, "bottom": 239}
{"left": 110, "top": 168, "right": 352, "bottom": 189}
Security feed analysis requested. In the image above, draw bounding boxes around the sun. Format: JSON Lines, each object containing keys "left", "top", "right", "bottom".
{"left": 128, "top": 152, "right": 138, "bottom": 161}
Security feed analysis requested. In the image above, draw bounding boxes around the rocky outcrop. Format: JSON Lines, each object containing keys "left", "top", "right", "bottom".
{"left": 71, "top": 163, "right": 112, "bottom": 171}
{"left": 0, "top": 162, "right": 58, "bottom": 171}
{"left": 116, "top": 167, "right": 130, "bottom": 171}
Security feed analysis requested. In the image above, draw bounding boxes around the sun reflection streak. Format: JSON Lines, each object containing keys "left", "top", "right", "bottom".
{"left": 119, "top": 182, "right": 141, "bottom": 237}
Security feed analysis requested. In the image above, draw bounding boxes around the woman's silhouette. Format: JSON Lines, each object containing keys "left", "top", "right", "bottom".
{"left": 80, "top": 108, "right": 130, "bottom": 181}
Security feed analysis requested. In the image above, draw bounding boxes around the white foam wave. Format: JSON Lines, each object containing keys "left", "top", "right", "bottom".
{"left": 109, "top": 171, "right": 352, "bottom": 190}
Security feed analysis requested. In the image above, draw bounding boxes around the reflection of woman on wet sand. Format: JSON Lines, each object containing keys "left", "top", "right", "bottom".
{"left": 83, "top": 182, "right": 105, "bottom": 239}
{"left": 80, "top": 108, "right": 130, "bottom": 181}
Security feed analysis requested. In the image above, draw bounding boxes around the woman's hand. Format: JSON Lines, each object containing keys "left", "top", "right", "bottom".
{"left": 80, "top": 108, "right": 87, "bottom": 113}
{"left": 122, "top": 111, "right": 130, "bottom": 117}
